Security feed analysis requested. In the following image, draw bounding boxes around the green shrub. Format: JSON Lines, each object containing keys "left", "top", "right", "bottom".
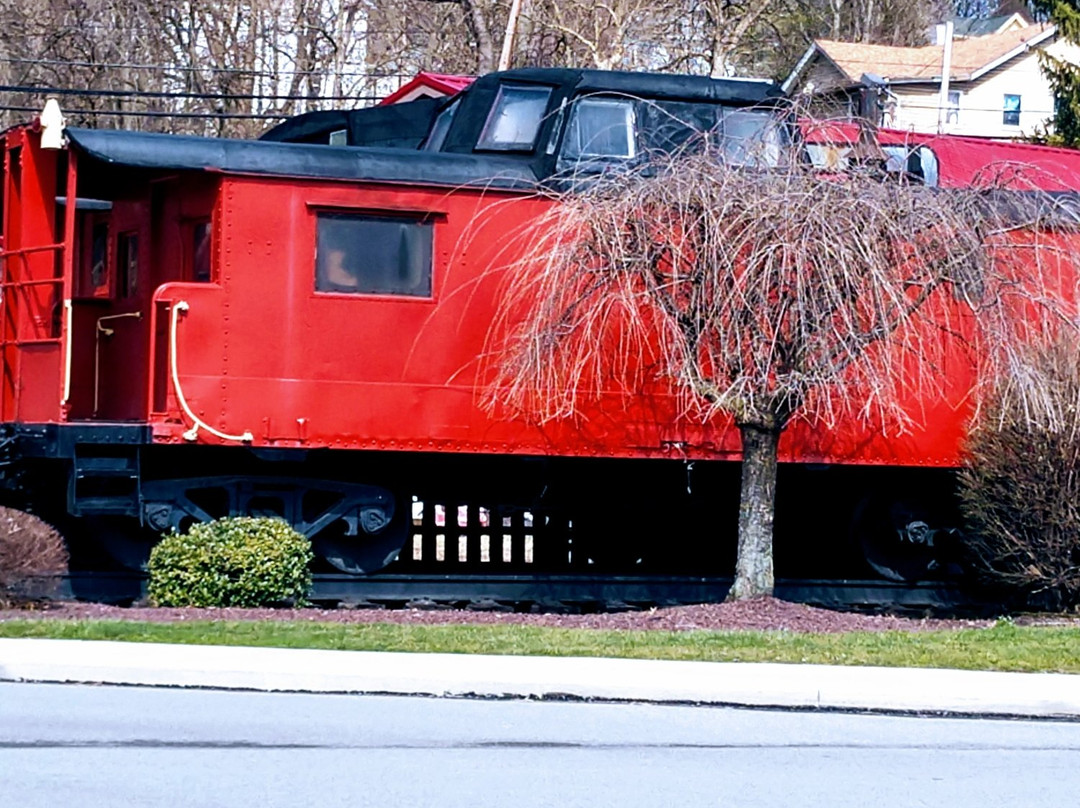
{"left": 958, "top": 341, "right": 1080, "bottom": 611}
{"left": 0, "top": 507, "right": 68, "bottom": 606}
{"left": 147, "top": 517, "right": 313, "bottom": 607}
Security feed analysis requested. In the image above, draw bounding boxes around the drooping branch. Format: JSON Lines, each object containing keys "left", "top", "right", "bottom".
{"left": 486, "top": 131, "right": 1080, "bottom": 435}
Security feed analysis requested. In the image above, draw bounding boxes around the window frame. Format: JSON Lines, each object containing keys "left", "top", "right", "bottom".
{"left": 184, "top": 218, "right": 212, "bottom": 283}
{"left": 1003, "top": 94, "right": 1022, "bottom": 127}
{"left": 476, "top": 83, "right": 553, "bottom": 152}
{"left": 946, "top": 90, "right": 961, "bottom": 125}
{"left": 718, "top": 107, "right": 784, "bottom": 168}
{"left": 423, "top": 99, "right": 460, "bottom": 151}
{"left": 559, "top": 97, "right": 638, "bottom": 163}
{"left": 312, "top": 209, "right": 437, "bottom": 299}
{"left": 881, "top": 144, "right": 939, "bottom": 187}
{"left": 116, "top": 230, "right": 139, "bottom": 299}
{"left": 77, "top": 212, "right": 112, "bottom": 299}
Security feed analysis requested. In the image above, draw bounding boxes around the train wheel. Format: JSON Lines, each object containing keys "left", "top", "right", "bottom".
{"left": 310, "top": 501, "right": 410, "bottom": 574}
{"left": 139, "top": 476, "right": 409, "bottom": 575}
{"left": 850, "top": 495, "right": 962, "bottom": 582}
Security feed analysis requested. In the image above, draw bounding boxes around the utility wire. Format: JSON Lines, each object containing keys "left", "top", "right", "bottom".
{"left": 0, "top": 105, "right": 293, "bottom": 120}
{"left": 0, "top": 84, "right": 384, "bottom": 103}
{"left": 0, "top": 56, "right": 419, "bottom": 80}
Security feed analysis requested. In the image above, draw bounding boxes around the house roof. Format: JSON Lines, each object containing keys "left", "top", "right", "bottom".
{"left": 783, "top": 23, "right": 1056, "bottom": 93}
{"left": 949, "top": 12, "right": 1028, "bottom": 38}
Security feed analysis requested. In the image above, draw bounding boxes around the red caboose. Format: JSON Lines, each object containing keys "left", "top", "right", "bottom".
{"left": 2, "top": 68, "right": 1077, "bottom": 588}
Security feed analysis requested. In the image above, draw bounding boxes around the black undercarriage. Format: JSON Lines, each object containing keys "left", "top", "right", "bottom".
{"left": 1, "top": 422, "right": 973, "bottom": 608}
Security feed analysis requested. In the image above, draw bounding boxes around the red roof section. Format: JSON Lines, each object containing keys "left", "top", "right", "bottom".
{"left": 380, "top": 73, "right": 476, "bottom": 105}
{"left": 801, "top": 118, "right": 1080, "bottom": 190}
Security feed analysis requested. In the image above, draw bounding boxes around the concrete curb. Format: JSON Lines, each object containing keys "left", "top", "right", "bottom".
{"left": 1, "top": 638, "right": 1079, "bottom": 718}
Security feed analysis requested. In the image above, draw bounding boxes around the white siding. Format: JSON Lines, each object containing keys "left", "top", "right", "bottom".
{"left": 886, "top": 44, "right": 1080, "bottom": 138}
{"left": 948, "top": 51, "right": 1053, "bottom": 138}
{"left": 887, "top": 87, "right": 943, "bottom": 133}
{"left": 793, "top": 38, "right": 1080, "bottom": 139}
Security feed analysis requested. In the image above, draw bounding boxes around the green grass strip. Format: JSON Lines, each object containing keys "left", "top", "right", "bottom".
{"left": 0, "top": 619, "right": 1078, "bottom": 673}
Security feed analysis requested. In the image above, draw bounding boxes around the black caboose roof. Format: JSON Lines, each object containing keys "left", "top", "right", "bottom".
{"left": 65, "top": 68, "right": 784, "bottom": 190}
{"left": 66, "top": 127, "right": 539, "bottom": 189}
{"left": 259, "top": 68, "right": 783, "bottom": 151}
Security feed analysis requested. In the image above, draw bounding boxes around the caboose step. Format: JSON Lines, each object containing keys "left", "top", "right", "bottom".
{"left": 70, "top": 496, "right": 140, "bottom": 516}
{"left": 74, "top": 455, "right": 139, "bottom": 477}
{"left": 69, "top": 449, "right": 140, "bottom": 517}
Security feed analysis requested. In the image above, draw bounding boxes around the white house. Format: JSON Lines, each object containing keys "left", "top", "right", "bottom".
{"left": 783, "top": 22, "right": 1080, "bottom": 139}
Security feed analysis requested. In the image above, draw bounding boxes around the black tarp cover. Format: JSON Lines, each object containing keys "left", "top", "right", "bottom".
{"left": 65, "top": 127, "right": 539, "bottom": 189}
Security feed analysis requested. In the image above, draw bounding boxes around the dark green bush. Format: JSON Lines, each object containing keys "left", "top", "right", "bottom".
{"left": 147, "top": 517, "right": 313, "bottom": 607}
{"left": 958, "top": 342, "right": 1080, "bottom": 611}
{"left": 0, "top": 507, "right": 68, "bottom": 606}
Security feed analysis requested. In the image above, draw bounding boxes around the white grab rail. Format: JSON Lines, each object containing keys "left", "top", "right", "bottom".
{"left": 169, "top": 300, "right": 253, "bottom": 443}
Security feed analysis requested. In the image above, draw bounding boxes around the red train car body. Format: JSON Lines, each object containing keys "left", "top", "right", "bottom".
{"left": 2, "top": 68, "right": 1079, "bottom": 582}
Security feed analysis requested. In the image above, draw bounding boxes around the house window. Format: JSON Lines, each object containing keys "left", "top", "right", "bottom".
{"left": 1003, "top": 94, "right": 1022, "bottom": 126}
{"left": 477, "top": 84, "right": 552, "bottom": 151}
{"left": 315, "top": 212, "right": 433, "bottom": 297}
{"left": 946, "top": 90, "right": 961, "bottom": 125}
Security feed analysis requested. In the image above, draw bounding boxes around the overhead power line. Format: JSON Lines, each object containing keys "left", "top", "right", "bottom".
{"left": 0, "top": 56, "right": 417, "bottom": 80}
{"left": 0, "top": 104, "right": 292, "bottom": 120}
{"left": 899, "top": 101, "right": 1055, "bottom": 115}
{"left": 0, "top": 83, "right": 384, "bottom": 103}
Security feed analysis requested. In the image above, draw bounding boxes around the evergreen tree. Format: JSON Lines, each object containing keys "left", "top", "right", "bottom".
{"left": 1031, "top": 1, "right": 1080, "bottom": 146}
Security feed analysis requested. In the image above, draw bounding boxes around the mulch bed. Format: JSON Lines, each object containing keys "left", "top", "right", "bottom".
{"left": 0, "top": 597, "right": 997, "bottom": 633}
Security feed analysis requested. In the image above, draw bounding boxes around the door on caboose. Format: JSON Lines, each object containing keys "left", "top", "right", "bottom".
{"left": 76, "top": 173, "right": 217, "bottom": 422}
{"left": 63, "top": 196, "right": 150, "bottom": 422}
{"left": 86, "top": 197, "right": 150, "bottom": 421}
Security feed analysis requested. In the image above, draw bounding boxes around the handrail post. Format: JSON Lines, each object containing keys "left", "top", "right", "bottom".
{"left": 60, "top": 150, "right": 77, "bottom": 410}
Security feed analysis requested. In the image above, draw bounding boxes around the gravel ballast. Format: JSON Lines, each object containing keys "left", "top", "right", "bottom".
{"left": 0, "top": 597, "right": 997, "bottom": 633}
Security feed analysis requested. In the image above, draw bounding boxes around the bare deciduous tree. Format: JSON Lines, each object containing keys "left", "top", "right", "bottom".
{"left": 699, "top": 0, "right": 779, "bottom": 77}
{"left": 522, "top": 0, "right": 682, "bottom": 70}
{"left": 0, "top": 0, "right": 380, "bottom": 136}
{"left": 486, "top": 123, "right": 1077, "bottom": 599}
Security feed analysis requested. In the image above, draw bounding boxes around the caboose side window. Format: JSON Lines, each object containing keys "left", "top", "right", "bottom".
{"left": 89, "top": 223, "right": 108, "bottom": 290}
{"left": 190, "top": 220, "right": 211, "bottom": 282}
{"left": 77, "top": 215, "right": 111, "bottom": 298}
{"left": 315, "top": 213, "right": 433, "bottom": 297}
{"left": 117, "top": 231, "right": 138, "bottom": 298}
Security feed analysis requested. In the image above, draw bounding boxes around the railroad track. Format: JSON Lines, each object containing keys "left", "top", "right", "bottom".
{"left": 59, "top": 572, "right": 988, "bottom": 615}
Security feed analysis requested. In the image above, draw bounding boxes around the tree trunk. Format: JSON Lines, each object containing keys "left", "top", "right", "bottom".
{"left": 462, "top": 0, "right": 497, "bottom": 74}
{"left": 728, "top": 421, "right": 780, "bottom": 600}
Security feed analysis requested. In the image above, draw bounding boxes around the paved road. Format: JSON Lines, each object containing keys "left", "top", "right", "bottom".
{"left": 3, "top": 682, "right": 1079, "bottom": 808}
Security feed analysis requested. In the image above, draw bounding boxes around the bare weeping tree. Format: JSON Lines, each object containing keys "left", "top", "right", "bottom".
{"left": 486, "top": 127, "right": 1078, "bottom": 600}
